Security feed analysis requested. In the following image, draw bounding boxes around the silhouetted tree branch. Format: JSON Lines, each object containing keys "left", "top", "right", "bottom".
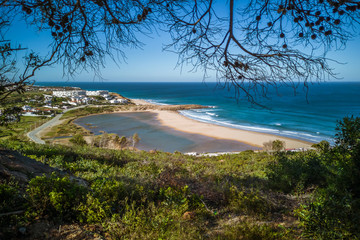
{"left": 0, "top": 0, "right": 359, "bottom": 105}
{"left": 162, "top": 0, "right": 359, "bottom": 103}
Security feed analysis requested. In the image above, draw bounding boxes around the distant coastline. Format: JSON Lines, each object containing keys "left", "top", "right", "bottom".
{"left": 37, "top": 81, "right": 360, "bottom": 144}
{"left": 32, "top": 82, "right": 315, "bottom": 152}
{"left": 35, "top": 81, "right": 360, "bottom": 151}
{"left": 72, "top": 98, "right": 313, "bottom": 153}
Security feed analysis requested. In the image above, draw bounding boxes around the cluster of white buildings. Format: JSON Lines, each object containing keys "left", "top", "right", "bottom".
{"left": 52, "top": 90, "right": 86, "bottom": 98}
{"left": 52, "top": 89, "right": 111, "bottom": 98}
{"left": 21, "top": 105, "right": 53, "bottom": 116}
{"left": 52, "top": 89, "right": 128, "bottom": 105}
{"left": 16, "top": 87, "right": 129, "bottom": 118}
{"left": 85, "top": 90, "right": 109, "bottom": 96}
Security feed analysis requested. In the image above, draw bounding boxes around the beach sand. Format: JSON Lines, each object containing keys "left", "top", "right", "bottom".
{"left": 131, "top": 99, "right": 153, "bottom": 105}
{"left": 130, "top": 98, "right": 313, "bottom": 149}
{"left": 151, "top": 109, "right": 313, "bottom": 149}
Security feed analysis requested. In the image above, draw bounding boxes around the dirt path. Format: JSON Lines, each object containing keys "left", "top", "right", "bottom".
{"left": 27, "top": 106, "right": 86, "bottom": 144}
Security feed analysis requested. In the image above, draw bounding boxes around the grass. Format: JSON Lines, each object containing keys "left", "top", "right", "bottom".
{"left": 61, "top": 105, "right": 131, "bottom": 120}
{"left": 0, "top": 116, "right": 47, "bottom": 140}
{"left": 3, "top": 91, "right": 45, "bottom": 108}
{"left": 0, "top": 139, "right": 303, "bottom": 239}
{"left": 43, "top": 119, "right": 92, "bottom": 139}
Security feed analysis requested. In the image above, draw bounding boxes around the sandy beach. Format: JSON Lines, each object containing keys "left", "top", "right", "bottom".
{"left": 151, "top": 110, "right": 312, "bottom": 149}
{"left": 132, "top": 99, "right": 153, "bottom": 105}
{"left": 131, "top": 98, "right": 313, "bottom": 149}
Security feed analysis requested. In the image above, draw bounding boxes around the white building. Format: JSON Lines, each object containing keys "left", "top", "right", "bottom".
{"left": 109, "top": 98, "right": 128, "bottom": 104}
{"left": 119, "top": 99, "right": 128, "bottom": 103}
{"left": 52, "top": 90, "right": 86, "bottom": 98}
{"left": 22, "top": 105, "right": 33, "bottom": 112}
{"left": 43, "top": 94, "right": 53, "bottom": 100}
{"left": 85, "top": 90, "right": 109, "bottom": 96}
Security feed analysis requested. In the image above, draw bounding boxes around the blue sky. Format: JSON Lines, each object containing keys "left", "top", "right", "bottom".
{"left": 6, "top": 5, "right": 360, "bottom": 83}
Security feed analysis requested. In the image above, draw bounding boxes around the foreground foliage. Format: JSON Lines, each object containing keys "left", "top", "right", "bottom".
{"left": 267, "top": 116, "right": 360, "bottom": 239}
{"left": 1, "top": 116, "right": 360, "bottom": 239}
{"left": 1, "top": 139, "right": 299, "bottom": 239}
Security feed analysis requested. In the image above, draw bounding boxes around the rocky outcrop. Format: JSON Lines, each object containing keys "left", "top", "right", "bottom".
{"left": 0, "top": 149, "right": 56, "bottom": 184}
{"left": 0, "top": 149, "right": 87, "bottom": 187}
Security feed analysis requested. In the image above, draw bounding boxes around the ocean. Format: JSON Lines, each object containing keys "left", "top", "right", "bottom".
{"left": 38, "top": 81, "right": 360, "bottom": 145}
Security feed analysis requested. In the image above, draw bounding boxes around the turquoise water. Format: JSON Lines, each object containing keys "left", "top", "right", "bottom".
{"left": 38, "top": 81, "right": 360, "bottom": 144}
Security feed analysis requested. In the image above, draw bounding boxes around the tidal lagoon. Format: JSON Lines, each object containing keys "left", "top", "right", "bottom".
{"left": 74, "top": 112, "right": 261, "bottom": 153}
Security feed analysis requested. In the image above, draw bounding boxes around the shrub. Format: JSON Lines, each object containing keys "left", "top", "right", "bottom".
{"left": 91, "top": 179, "right": 128, "bottom": 213}
{"left": 263, "top": 139, "right": 285, "bottom": 153}
{"left": 228, "top": 185, "right": 271, "bottom": 217}
{"left": 272, "top": 140, "right": 285, "bottom": 152}
{"left": 295, "top": 116, "right": 360, "bottom": 239}
{"left": 159, "top": 185, "right": 203, "bottom": 210}
{"left": 0, "top": 182, "right": 24, "bottom": 213}
{"left": 69, "top": 134, "right": 87, "bottom": 146}
{"left": 216, "top": 221, "right": 292, "bottom": 240}
{"left": 78, "top": 194, "right": 110, "bottom": 223}
{"left": 26, "top": 173, "right": 88, "bottom": 221}
{"left": 266, "top": 152, "right": 327, "bottom": 193}
{"left": 0, "top": 182, "right": 27, "bottom": 239}
{"left": 295, "top": 188, "right": 360, "bottom": 239}
{"left": 107, "top": 200, "right": 203, "bottom": 240}
{"left": 312, "top": 140, "right": 330, "bottom": 152}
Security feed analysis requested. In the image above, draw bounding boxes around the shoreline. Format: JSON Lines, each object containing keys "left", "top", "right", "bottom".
{"left": 35, "top": 98, "right": 314, "bottom": 151}
{"left": 153, "top": 110, "right": 312, "bottom": 149}
{"left": 129, "top": 98, "right": 313, "bottom": 149}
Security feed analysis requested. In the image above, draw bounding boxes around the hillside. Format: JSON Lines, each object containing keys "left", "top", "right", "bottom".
{"left": 1, "top": 139, "right": 305, "bottom": 239}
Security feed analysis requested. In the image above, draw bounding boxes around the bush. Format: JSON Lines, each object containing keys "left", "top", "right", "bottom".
{"left": 159, "top": 185, "right": 203, "bottom": 210}
{"left": 228, "top": 185, "right": 271, "bottom": 217}
{"left": 263, "top": 139, "right": 285, "bottom": 153}
{"left": 107, "top": 200, "right": 203, "bottom": 240}
{"left": 0, "top": 182, "right": 24, "bottom": 213}
{"left": 78, "top": 194, "right": 110, "bottom": 223}
{"left": 295, "top": 188, "right": 360, "bottom": 239}
{"left": 295, "top": 116, "right": 360, "bottom": 239}
{"left": 69, "top": 134, "right": 87, "bottom": 146}
{"left": 216, "top": 221, "right": 292, "bottom": 240}
{"left": 0, "top": 182, "right": 27, "bottom": 239}
{"left": 26, "top": 173, "right": 88, "bottom": 221}
{"left": 266, "top": 152, "right": 327, "bottom": 193}
{"left": 90, "top": 179, "right": 128, "bottom": 213}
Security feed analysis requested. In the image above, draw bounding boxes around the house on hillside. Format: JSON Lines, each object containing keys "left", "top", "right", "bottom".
{"left": 86, "top": 90, "right": 109, "bottom": 96}
{"left": 52, "top": 90, "right": 86, "bottom": 98}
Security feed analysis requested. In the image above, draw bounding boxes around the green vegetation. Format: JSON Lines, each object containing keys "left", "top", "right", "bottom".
{"left": 51, "top": 96, "right": 67, "bottom": 105}
{"left": 1, "top": 116, "right": 360, "bottom": 239}
{"left": 0, "top": 116, "right": 46, "bottom": 140}
{"left": 263, "top": 139, "right": 285, "bottom": 153}
{"left": 3, "top": 91, "right": 45, "bottom": 108}
{"left": 61, "top": 105, "right": 130, "bottom": 120}
{"left": 132, "top": 133, "right": 140, "bottom": 148}
{"left": 0, "top": 139, "right": 296, "bottom": 239}
{"left": 268, "top": 116, "right": 360, "bottom": 239}
{"left": 43, "top": 119, "right": 91, "bottom": 140}
{"left": 69, "top": 134, "right": 87, "bottom": 146}
{"left": 26, "top": 173, "right": 88, "bottom": 221}
{"left": 0, "top": 181, "right": 25, "bottom": 214}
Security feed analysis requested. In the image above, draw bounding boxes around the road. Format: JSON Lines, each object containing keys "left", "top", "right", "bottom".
{"left": 26, "top": 105, "right": 86, "bottom": 144}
